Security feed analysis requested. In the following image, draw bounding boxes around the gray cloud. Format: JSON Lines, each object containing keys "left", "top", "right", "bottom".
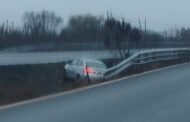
{"left": 0, "top": 0, "right": 189, "bottom": 31}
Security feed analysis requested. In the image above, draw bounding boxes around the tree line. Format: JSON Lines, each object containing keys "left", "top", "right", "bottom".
{"left": 0, "top": 10, "right": 190, "bottom": 53}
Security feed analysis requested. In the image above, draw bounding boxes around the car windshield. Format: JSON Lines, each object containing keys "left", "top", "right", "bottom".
{"left": 86, "top": 61, "right": 107, "bottom": 69}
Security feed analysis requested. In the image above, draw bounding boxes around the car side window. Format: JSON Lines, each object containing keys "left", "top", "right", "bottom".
{"left": 71, "top": 60, "right": 77, "bottom": 65}
{"left": 76, "top": 60, "right": 83, "bottom": 66}
{"left": 71, "top": 60, "right": 83, "bottom": 66}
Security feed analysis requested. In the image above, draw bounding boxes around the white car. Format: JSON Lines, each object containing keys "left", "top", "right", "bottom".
{"left": 64, "top": 59, "right": 107, "bottom": 82}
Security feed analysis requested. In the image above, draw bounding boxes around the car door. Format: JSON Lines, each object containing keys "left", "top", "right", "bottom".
{"left": 65, "top": 60, "right": 76, "bottom": 78}
{"left": 67, "top": 59, "right": 82, "bottom": 78}
{"left": 72, "top": 59, "right": 84, "bottom": 77}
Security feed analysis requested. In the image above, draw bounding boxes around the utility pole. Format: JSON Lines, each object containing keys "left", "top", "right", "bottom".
{"left": 145, "top": 18, "right": 147, "bottom": 34}
{"left": 144, "top": 18, "right": 147, "bottom": 49}
{"left": 138, "top": 17, "right": 142, "bottom": 31}
{"left": 107, "top": 11, "right": 109, "bottom": 19}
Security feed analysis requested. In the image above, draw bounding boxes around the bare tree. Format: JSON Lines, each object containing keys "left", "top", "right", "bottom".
{"left": 23, "top": 10, "right": 62, "bottom": 42}
{"left": 64, "top": 14, "right": 104, "bottom": 42}
{"left": 130, "top": 27, "right": 141, "bottom": 50}
{"left": 104, "top": 16, "right": 141, "bottom": 58}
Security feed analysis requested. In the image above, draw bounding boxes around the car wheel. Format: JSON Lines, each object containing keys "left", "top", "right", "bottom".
{"left": 75, "top": 74, "right": 81, "bottom": 82}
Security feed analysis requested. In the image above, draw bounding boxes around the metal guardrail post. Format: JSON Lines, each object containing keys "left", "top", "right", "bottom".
{"left": 86, "top": 65, "right": 91, "bottom": 84}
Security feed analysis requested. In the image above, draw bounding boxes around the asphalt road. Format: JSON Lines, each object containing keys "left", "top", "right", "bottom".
{"left": 0, "top": 48, "right": 177, "bottom": 65}
{"left": 0, "top": 51, "right": 113, "bottom": 65}
{"left": 0, "top": 63, "right": 190, "bottom": 122}
{"left": 0, "top": 49, "right": 139, "bottom": 65}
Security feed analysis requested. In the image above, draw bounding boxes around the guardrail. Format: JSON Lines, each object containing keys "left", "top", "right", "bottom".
{"left": 104, "top": 48, "right": 190, "bottom": 80}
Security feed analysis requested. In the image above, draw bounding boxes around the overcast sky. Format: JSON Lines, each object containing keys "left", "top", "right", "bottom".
{"left": 0, "top": 0, "right": 190, "bottom": 31}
